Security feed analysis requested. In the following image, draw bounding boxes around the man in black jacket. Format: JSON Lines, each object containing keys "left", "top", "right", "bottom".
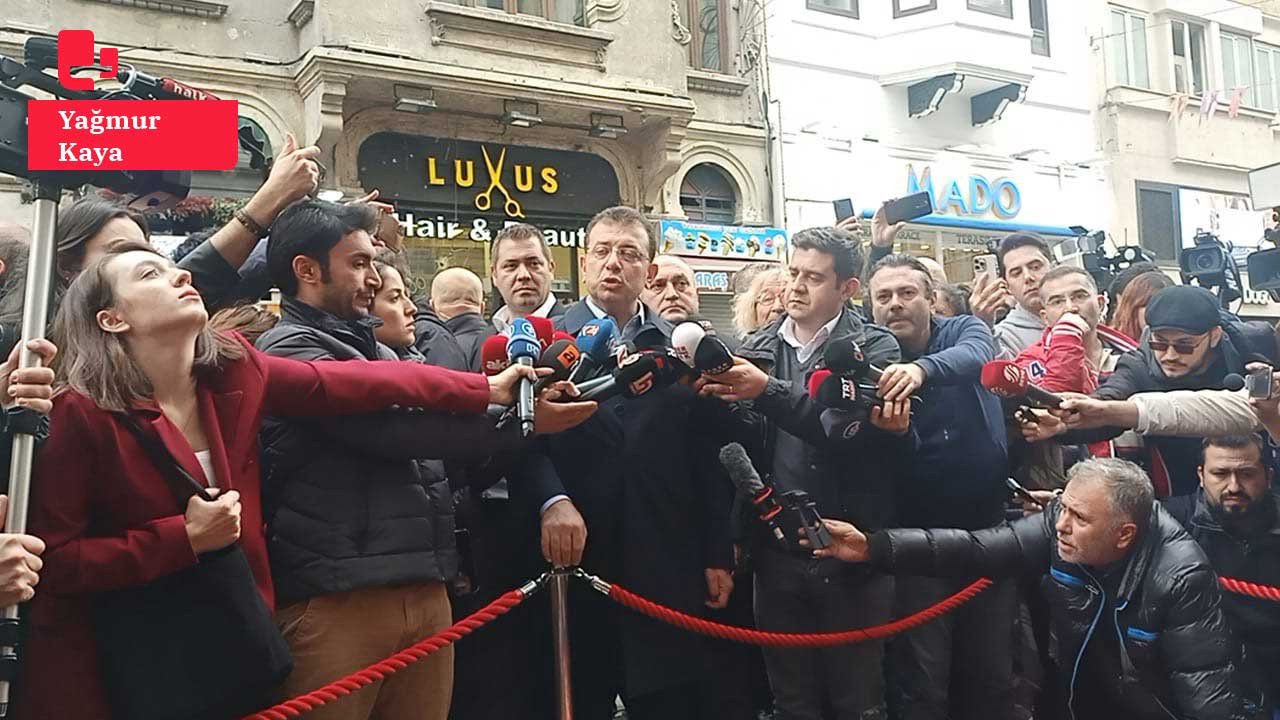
{"left": 701, "top": 226, "right": 910, "bottom": 720}
{"left": 430, "top": 266, "right": 494, "bottom": 371}
{"left": 489, "top": 222, "right": 567, "bottom": 334}
{"left": 1167, "top": 435, "right": 1280, "bottom": 712}
{"left": 255, "top": 200, "right": 589, "bottom": 720}
{"left": 814, "top": 457, "right": 1265, "bottom": 720}
{"left": 517, "top": 206, "right": 735, "bottom": 720}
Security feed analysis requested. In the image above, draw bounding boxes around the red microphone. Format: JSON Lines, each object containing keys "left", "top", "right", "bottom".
{"left": 980, "top": 360, "right": 1062, "bottom": 408}
{"left": 481, "top": 334, "right": 512, "bottom": 377}
{"left": 807, "top": 369, "right": 832, "bottom": 400}
{"left": 528, "top": 316, "right": 555, "bottom": 351}
{"left": 552, "top": 330, "right": 575, "bottom": 344}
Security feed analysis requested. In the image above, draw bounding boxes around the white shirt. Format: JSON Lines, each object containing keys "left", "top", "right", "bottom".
{"left": 492, "top": 294, "right": 558, "bottom": 335}
{"left": 194, "top": 449, "right": 218, "bottom": 488}
{"left": 778, "top": 313, "right": 841, "bottom": 364}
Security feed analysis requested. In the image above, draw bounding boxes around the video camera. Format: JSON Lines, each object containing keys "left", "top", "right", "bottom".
{"left": 1, "top": 36, "right": 267, "bottom": 205}
{"left": 1056, "top": 227, "right": 1155, "bottom": 294}
{"left": 1177, "top": 229, "right": 1242, "bottom": 306}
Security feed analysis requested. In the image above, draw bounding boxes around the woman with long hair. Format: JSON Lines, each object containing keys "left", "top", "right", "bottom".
{"left": 1112, "top": 270, "right": 1174, "bottom": 341}
{"left": 18, "top": 240, "right": 535, "bottom": 720}
{"left": 732, "top": 266, "right": 787, "bottom": 338}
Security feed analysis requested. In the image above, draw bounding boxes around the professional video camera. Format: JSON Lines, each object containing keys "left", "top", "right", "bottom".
{"left": 1056, "top": 228, "right": 1156, "bottom": 295}
{"left": 1179, "top": 229, "right": 1243, "bottom": 306}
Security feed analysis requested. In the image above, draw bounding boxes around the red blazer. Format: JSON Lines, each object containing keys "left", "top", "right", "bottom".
{"left": 16, "top": 335, "right": 489, "bottom": 720}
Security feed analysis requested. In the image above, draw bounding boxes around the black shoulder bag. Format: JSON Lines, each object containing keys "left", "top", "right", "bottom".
{"left": 92, "top": 415, "right": 291, "bottom": 720}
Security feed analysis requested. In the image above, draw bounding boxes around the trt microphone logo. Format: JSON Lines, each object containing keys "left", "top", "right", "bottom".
{"left": 58, "top": 30, "right": 118, "bottom": 91}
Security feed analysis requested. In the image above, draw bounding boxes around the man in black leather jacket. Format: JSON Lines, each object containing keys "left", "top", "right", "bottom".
{"left": 814, "top": 457, "right": 1265, "bottom": 720}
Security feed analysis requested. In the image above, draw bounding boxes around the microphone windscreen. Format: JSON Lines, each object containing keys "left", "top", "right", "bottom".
{"left": 807, "top": 369, "right": 833, "bottom": 400}
{"left": 1224, "top": 373, "right": 1246, "bottom": 391}
{"left": 981, "top": 360, "right": 1029, "bottom": 398}
{"left": 694, "top": 335, "right": 734, "bottom": 375}
{"left": 718, "top": 442, "right": 765, "bottom": 495}
{"left": 816, "top": 374, "right": 862, "bottom": 411}
{"left": 507, "top": 318, "right": 540, "bottom": 361}
{"left": 823, "top": 337, "right": 870, "bottom": 377}
{"left": 538, "top": 338, "right": 581, "bottom": 381}
{"left": 614, "top": 352, "right": 661, "bottom": 398}
{"left": 552, "top": 331, "right": 575, "bottom": 344}
{"left": 576, "top": 318, "right": 617, "bottom": 363}
{"left": 528, "top": 316, "right": 555, "bottom": 351}
{"left": 670, "top": 321, "right": 706, "bottom": 368}
{"left": 481, "top": 334, "right": 511, "bottom": 376}
{"left": 820, "top": 408, "right": 867, "bottom": 440}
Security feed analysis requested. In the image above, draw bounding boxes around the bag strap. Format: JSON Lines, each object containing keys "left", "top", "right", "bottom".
{"left": 114, "top": 413, "right": 214, "bottom": 511}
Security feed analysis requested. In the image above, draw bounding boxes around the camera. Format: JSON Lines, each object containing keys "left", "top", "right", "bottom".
{"left": 1058, "top": 228, "right": 1155, "bottom": 293}
{"left": 1179, "top": 230, "right": 1241, "bottom": 305}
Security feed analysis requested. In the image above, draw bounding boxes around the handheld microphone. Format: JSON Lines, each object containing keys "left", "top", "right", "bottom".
{"left": 823, "top": 337, "right": 883, "bottom": 383}
{"left": 552, "top": 330, "right": 576, "bottom": 344}
{"left": 481, "top": 334, "right": 512, "bottom": 377}
{"left": 1224, "top": 373, "right": 1246, "bottom": 391}
{"left": 980, "top": 360, "right": 1063, "bottom": 409}
{"left": 507, "top": 319, "right": 540, "bottom": 436}
{"left": 569, "top": 318, "right": 618, "bottom": 385}
{"left": 718, "top": 443, "right": 785, "bottom": 545}
{"left": 671, "top": 321, "right": 735, "bottom": 376}
{"left": 576, "top": 350, "right": 677, "bottom": 402}
{"left": 534, "top": 338, "right": 581, "bottom": 393}
{"left": 528, "top": 316, "right": 555, "bottom": 351}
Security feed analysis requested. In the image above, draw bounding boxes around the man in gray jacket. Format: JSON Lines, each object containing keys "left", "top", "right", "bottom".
{"left": 970, "top": 233, "right": 1054, "bottom": 359}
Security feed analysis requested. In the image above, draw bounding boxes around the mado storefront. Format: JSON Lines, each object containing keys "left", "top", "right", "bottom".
{"left": 358, "top": 132, "right": 620, "bottom": 301}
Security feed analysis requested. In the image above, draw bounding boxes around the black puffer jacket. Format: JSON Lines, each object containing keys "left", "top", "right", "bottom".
{"left": 256, "top": 297, "right": 520, "bottom": 607}
{"left": 869, "top": 501, "right": 1263, "bottom": 720}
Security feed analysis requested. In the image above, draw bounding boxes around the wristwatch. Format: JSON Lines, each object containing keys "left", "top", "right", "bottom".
{"left": 234, "top": 208, "right": 269, "bottom": 238}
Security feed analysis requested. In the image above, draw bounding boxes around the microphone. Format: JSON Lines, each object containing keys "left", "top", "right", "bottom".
{"left": 481, "top": 334, "right": 511, "bottom": 377}
{"left": 534, "top": 338, "right": 581, "bottom": 393}
{"left": 809, "top": 370, "right": 865, "bottom": 412}
{"left": 671, "top": 321, "right": 735, "bottom": 375}
{"left": 576, "top": 350, "right": 677, "bottom": 402}
{"left": 507, "top": 318, "right": 540, "bottom": 436}
{"left": 1224, "top": 373, "right": 1246, "bottom": 391}
{"left": 569, "top": 318, "right": 618, "bottom": 385}
{"left": 823, "top": 337, "right": 883, "bottom": 383}
{"left": 980, "top": 360, "right": 1063, "bottom": 409}
{"left": 528, "top": 316, "right": 555, "bottom": 351}
{"left": 718, "top": 443, "right": 785, "bottom": 545}
{"left": 552, "top": 330, "right": 576, "bottom": 344}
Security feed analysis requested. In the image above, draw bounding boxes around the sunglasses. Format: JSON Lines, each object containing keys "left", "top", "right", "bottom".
{"left": 1149, "top": 334, "right": 1209, "bottom": 355}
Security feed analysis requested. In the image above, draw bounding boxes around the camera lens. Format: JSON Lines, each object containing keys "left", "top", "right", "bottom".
{"left": 1192, "top": 251, "right": 1219, "bottom": 273}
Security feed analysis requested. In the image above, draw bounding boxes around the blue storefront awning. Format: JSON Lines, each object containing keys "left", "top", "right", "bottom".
{"left": 857, "top": 209, "right": 1079, "bottom": 238}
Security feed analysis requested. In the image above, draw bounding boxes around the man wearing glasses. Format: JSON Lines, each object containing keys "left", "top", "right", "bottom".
{"left": 1037, "top": 285, "right": 1277, "bottom": 498}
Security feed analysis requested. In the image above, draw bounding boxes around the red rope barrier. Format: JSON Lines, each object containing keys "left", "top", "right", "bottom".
{"left": 240, "top": 585, "right": 535, "bottom": 720}
{"left": 606, "top": 577, "right": 993, "bottom": 647}
{"left": 1221, "top": 576, "right": 1280, "bottom": 602}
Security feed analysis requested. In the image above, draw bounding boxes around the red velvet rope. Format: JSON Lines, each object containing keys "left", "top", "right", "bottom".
{"left": 1220, "top": 576, "right": 1280, "bottom": 602}
{"left": 240, "top": 587, "right": 531, "bottom": 720}
{"left": 608, "top": 577, "right": 993, "bottom": 647}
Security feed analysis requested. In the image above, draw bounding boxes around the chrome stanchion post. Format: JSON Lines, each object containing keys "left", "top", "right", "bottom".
{"left": 550, "top": 569, "right": 573, "bottom": 720}
{"left": 0, "top": 180, "right": 60, "bottom": 716}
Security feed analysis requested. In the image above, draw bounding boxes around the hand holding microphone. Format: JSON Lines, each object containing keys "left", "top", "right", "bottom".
{"left": 507, "top": 319, "right": 540, "bottom": 435}
{"left": 569, "top": 318, "right": 618, "bottom": 385}
{"left": 980, "top": 360, "right": 1064, "bottom": 409}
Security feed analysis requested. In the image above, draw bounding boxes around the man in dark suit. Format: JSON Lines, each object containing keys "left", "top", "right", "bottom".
{"left": 489, "top": 223, "right": 567, "bottom": 335}
{"left": 518, "top": 206, "right": 735, "bottom": 720}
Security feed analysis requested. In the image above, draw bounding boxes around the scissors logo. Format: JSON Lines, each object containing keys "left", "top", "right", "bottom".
{"left": 474, "top": 146, "right": 525, "bottom": 218}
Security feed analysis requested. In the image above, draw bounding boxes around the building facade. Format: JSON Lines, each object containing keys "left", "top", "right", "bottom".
{"left": 1, "top": 0, "right": 777, "bottom": 326}
{"left": 766, "top": 0, "right": 1108, "bottom": 285}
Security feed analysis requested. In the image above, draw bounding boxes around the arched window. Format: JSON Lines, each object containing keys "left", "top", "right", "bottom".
{"left": 680, "top": 164, "right": 737, "bottom": 223}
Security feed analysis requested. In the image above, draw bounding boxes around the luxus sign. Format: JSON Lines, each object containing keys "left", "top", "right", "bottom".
{"left": 907, "top": 164, "right": 1022, "bottom": 220}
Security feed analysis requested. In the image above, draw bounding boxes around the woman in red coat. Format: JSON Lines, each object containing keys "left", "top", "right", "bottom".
{"left": 16, "top": 240, "right": 533, "bottom": 720}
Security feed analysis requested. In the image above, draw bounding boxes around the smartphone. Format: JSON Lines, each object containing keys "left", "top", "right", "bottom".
{"left": 833, "top": 198, "right": 855, "bottom": 222}
{"left": 973, "top": 253, "right": 999, "bottom": 278}
{"left": 882, "top": 191, "right": 933, "bottom": 225}
{"left": 1005, "top": 477, "right": 1045, "bottom": 509}
{"left": 1247, "top": 365, "right": 1273, "bottom": 399}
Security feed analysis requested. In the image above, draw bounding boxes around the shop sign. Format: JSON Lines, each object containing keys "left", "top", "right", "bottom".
{"left": 694, "top": 271, "right": 732, "bottom": 292}
{"left": 659, "top": 219, "right": 786, "bottom": 260}
{"left": 359, "top": 132, "right": 620, "bottom": 219}
{"left": 397, "top": 212, "right": 586, "bottom": 248}
{"left": 907, "top": 164, "right": 1022, "bottom": 219}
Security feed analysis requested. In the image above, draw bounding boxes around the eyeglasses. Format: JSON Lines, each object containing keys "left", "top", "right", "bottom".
{"left": 1149, "top": 334, "right": 1209, "bottom": 355}
{"left": 756, "top": 292, "right": 784, "bottom": 307}
{"left": 587, "top": 243, "right": 646, "bottom": 265}
{"left": 1043, "top": 290, "right": 1094, "bottom": 309}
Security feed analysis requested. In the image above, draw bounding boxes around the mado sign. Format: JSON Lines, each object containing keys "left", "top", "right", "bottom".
{"left": 907, "top": 164, "right": 1022, "bottom": 219}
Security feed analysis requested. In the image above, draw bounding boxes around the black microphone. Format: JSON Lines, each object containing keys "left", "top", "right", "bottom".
{"left": 823, "top": 337, "right": 883, "bottom": 383}
{"left": 577, "top": 350, "right": 676, "bottom": 402}
{"left": 718, "top": 443, "right": 785, "bottom": 545}
{"left": 1224, "top": 373, "right": 1246, "bottom": 391}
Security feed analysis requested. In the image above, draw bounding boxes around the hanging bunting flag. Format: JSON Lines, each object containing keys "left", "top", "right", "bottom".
{"left": 1228, "top": 86, "right": 1246, "bottom": 118}
{"left": 1168, "top": 93, "right": 1190, "bottom": 123}
{"left": 1199, "top": 89, "right": 1220, "bottom": 124}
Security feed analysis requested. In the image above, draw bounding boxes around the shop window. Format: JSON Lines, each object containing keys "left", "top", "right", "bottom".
{"left": 441, "top": 0, "right": 584, "bottom": 26}
{"left": 678, "top": 0, "right": 729, "bottom": 73}
{"left": 1170, "top": 20, "right": 1205, "bottom": 96}
{"left": 1222, "top": 33, "right": 1256, "bottom": 107}
{"left": 680, "top": 164, "right": 737, "bottom": 224}
{"left": 1107, "top": 7, "right": 1150, "bottom": 89}
{"left": 808, "top": 0, "right": 857, "bottom": 19}
{"left": 1029, "top": 0, "right": 1049, "bottom": 56}
{"left": 968, "top": 0, "right": 1012, "bottom": 18}
{"left": 893, "top": 0, "right": 936, "bottom": 18}
{"left": 1255, "top": 43, "right": 1280, "bottom": 112}
{"left": 1136, "top": 182, "right": 1180, "bottom": 263}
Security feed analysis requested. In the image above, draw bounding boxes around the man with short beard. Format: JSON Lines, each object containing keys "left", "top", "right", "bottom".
{"left": 1167, "top": 435, "right": 1280, "bottom": 712}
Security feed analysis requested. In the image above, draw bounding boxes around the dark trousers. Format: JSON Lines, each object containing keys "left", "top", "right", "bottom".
{"left": 699, "top": 569, "right": 774, "bottom": 720}
{"left": 887, "top": 576, "right": 1018, "bottom": 720}
{"left": 754, "top": 549, "right": 893, "bottom": 720}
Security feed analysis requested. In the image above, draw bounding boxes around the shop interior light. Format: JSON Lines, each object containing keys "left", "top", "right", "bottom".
{"left": 394, "top": 85, "right": 438, "bottom": 113}
{"left": 589, "top": 113, "right": 627, "bottom": 139}
{"left": 502, "top": 100, "right": 542, "bottom": 128}
{"left": 317, "top": 190, "right": 345, "bottom": 202}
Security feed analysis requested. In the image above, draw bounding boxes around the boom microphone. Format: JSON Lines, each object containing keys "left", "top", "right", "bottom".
{"left": 481, "top": 334, "right": 511, "bottom": 376}
{"left": 823, "top": 337, "right": 883, "bottom": 383}
{"left": 980, "top": 360, "right": 1063, "bottom": 409}
{"left": 507, "top": 318, "right": 540, "bottom": 435}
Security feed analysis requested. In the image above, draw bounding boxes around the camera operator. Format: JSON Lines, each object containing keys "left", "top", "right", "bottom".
{"left": 1167, "top": 436, "right": 1280, "bottom": 713}
{"left": 516, "top": 206, "right": 735, "bottom": 720}
{"left": 971, "top": 234, "right": 1054, "bottom": 359}
{"left": 254, "top": 200, "right": 593, "bottom": 720}
{"left": 700, "top": 226, "right": 910, "bottom": 720}
{"left": 813, "top": 458, "right": 1266, "bottom": 720}
{"left": 864, "top": 254, "right": 1014, "bottom": 720}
